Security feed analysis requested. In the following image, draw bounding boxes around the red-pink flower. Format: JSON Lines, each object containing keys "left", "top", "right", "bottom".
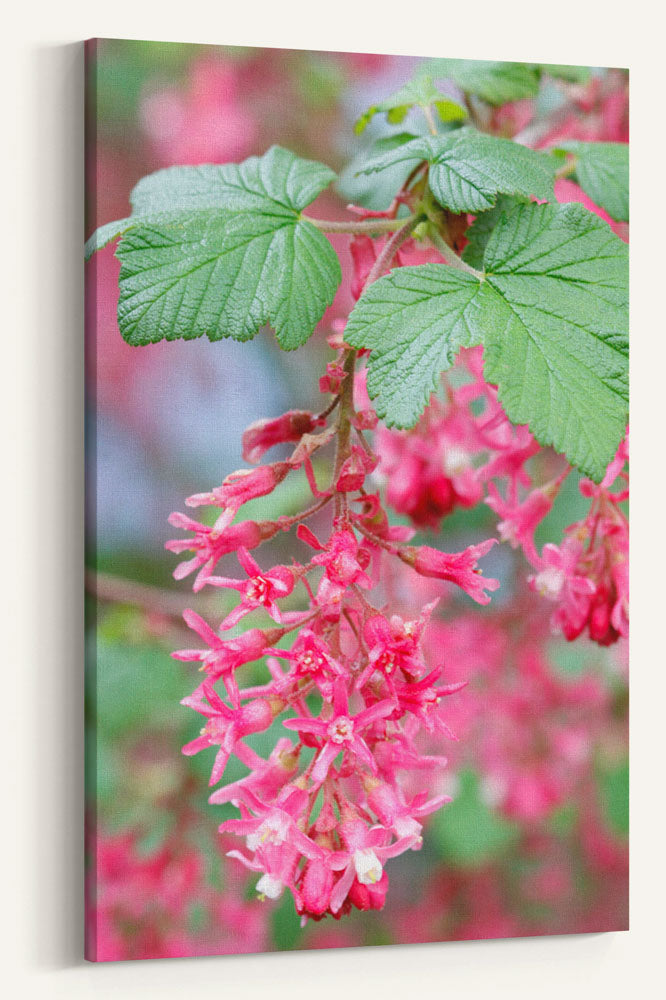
{"left": 530, "top": 540, "right": 595, "bottom": 639}
{"left": 400, "top": 538, "right": 499, "bottom": 604}
{"left": 242, "top": 410, "right": 317, "bottom": 464}
{"left": 276, "top": 628, "right": 346, "bottom": 691}
{"left": 377, "top": 429, "right": 482, "bottom": 530}
{"left": 486, "top": 479, "right": 562, "bottom": 566}
{"left": 283, "top": 681, "right": 394, "bottom": 783}
{"left": 181, "top": 682, "right": 282, "bottom": 785}
{"left": 173, "top": 610, "right": 284, "bottom": 706}
{"left": 219, "top": 786, "right": 323, "bottom": 866}
{"left": 204, "top": 546, "right": 299, "bottom": 629}
{"left": 335, "top": 445, "right": 378, "bottom": 493}
{"left": 327, "top": 815, "right": 418, "bottom": 914}
{"left": 307, "top": 526, "right": 373, "bottom": 590}
{"left": 319, "top": 362, "right": 346, "bottom": 395}
{"left": 356, "top": 604, "right": 437, "bottom": 690}
{"left": 185, "top": 462, "right": 290, "bottom": 529}
{"left": 166, "top": 513, "right": 273, "bottom": 590}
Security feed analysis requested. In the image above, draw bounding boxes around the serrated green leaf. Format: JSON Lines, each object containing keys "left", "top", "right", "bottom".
{"left": 344, "top": 263, "right": 484, "bottom": 425}
{"left": 561, "top": 141, "right": 629, "bottom": 222}
{"left": 131, "top": 151, "right": 337, "bottom": 216}
{"left": 355, "top": 76, "right": 466, "bottom": 133}
{"left": 346, "top": 201, "right": 628, "bottom": 481}
{"left": 479, "top": 202, "right": 628, "bottom": 480}
{"left": 86, "top": 148, "right": 341, "bottom": 349}
{"left": 116, "top": 210, "right": 340, "bottom": 350}
{"left": 85, "top": 217, "right": 133, "bottom": 259}
{"left": 424, "top": 58, "right": 540, "bottom": 105}
{"left": 360, "top": 128, "right": 556, "bottom": 213}
{"left": 462, "top": 195, "right": 521, "bottom": 269}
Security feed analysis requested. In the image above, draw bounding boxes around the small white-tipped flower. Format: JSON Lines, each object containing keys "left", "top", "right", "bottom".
{"left": 246, "top": 812, "right": 290, "bottom": 853}
{"left": 256, "top": 873, "right": 284, "bottom": 900}
{"left": 353, "top": 849, "right": 383, "bottom": 885}
{"left": 443, "top": 445, "right": 470, "bottom": 479}
{"left": 533, "top": 566, "right": 565, "bottom": 601}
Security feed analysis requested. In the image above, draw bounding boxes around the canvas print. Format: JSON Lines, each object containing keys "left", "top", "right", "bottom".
{"left": 84, "top": 39, "right": 629, "bottom": 961}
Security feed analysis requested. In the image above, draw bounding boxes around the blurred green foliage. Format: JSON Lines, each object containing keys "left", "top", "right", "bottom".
{"left": 430, "top": 771, "right": 520, "bottom": 868}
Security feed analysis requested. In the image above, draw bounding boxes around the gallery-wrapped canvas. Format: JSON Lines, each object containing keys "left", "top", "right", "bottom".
{"left": 84, "top": 38, "right": 629, "bottom": 961}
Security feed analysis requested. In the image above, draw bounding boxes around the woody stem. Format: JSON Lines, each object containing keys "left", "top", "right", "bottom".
{"left": 331, "top": 215, "right": 424, "bottom": 520}
{"left": 333, "top": 350, "right": 357, "bottom": 519}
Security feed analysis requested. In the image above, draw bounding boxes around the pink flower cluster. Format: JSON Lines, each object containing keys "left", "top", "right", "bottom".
{"left": 376, "top": 346, "right": 629, "bottom": 647}
{"left": 87, "top": 827, "right": 268, "bottom": 960}
{"left": 168, "top": 340, "right": 499, "bottom": 921}
{"left": 529, "top": 436, "right": 629, "bottom": 646}
{"left": 375, "top": 345, "right": 540, "bottom": 535}
{"left": 424, "top": 607, "right": 612, "bottom": 822}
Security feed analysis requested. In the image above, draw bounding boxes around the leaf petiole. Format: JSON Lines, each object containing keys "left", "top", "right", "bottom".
{"left": 305, "top": 215, "right": 417, "bottom": 235}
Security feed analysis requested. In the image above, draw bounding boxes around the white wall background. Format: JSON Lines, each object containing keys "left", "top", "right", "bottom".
{"left": 4, "top": 1, "right": 664, "bottom": 996}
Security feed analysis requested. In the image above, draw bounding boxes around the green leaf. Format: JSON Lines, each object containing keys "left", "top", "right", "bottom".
{"left": 344, "top": 263, "right": 484, "bottom": 426}
{"left": 479, "top": 202, "right": 628, "bottom": 480}
{"left": 85, "top": 217, "right": 133, "bottom": 259}
{"left": 355, "top": 75, "right": 467, "bottom": 133}
{"left": 346, "top": 201, "right": 628, "bottom": 481}
{"left": 462, "top": 195, "right": 521, "bottom": 269}
{"left": 360, "top": 129, "right": 556, "bottom": 213}
{"left": 430, "top": 771, "right": 519, "bottom": 868}
{"left": 370, "top": 131, "right": 419, "bottom": 153}
{"left": 86, "top": 148, "right": 341, "bottom": 350}
{"left": 131, "top": 150, "right": 337, "bottom": 215}
{"left": 561, "top": 141, "right": 629, "bottom": 222}
{"left": 423, "top": 58, "right": 540, "bottom": 105}
{"left": 538, "top": 63, "right": 592, "bottom": 84}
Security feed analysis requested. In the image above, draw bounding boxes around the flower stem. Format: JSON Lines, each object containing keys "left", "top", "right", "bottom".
{"left": 422, "top": 103, "right": 439, "bottom": 136}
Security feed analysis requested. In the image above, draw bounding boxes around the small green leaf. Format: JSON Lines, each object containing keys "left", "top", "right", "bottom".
{"left": 355, "top": 75, "right": 466, "bottom": 133}
{"left": 560, "top": 141, "right": 629, "bottom": 222}
{"left": 85, "top": 147, "right": 341, "bottom": 350}
{"left": 538, "top": 63, "right": 592, "bottom": 84}
{"left": 424, "top": 58, "right": 540, "bottom": 105}
{"left": 360, "top": 128, "right": 556, "bottom": 214}
{"left": 85, "top": 217, "right": 133, "bottom": 259}
{"left": 369, "top": 132, "right": 419, "bottom": 154}
{"left": 346, "top": 201, "right": 628, "bottom": 481}
{"left": 354, "top": 104, "right": 379, "bottom": 134}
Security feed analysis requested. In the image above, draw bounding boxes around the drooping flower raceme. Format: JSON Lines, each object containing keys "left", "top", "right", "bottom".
{"left": 168, "top": 322, "right": 499, "bottom": 921}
